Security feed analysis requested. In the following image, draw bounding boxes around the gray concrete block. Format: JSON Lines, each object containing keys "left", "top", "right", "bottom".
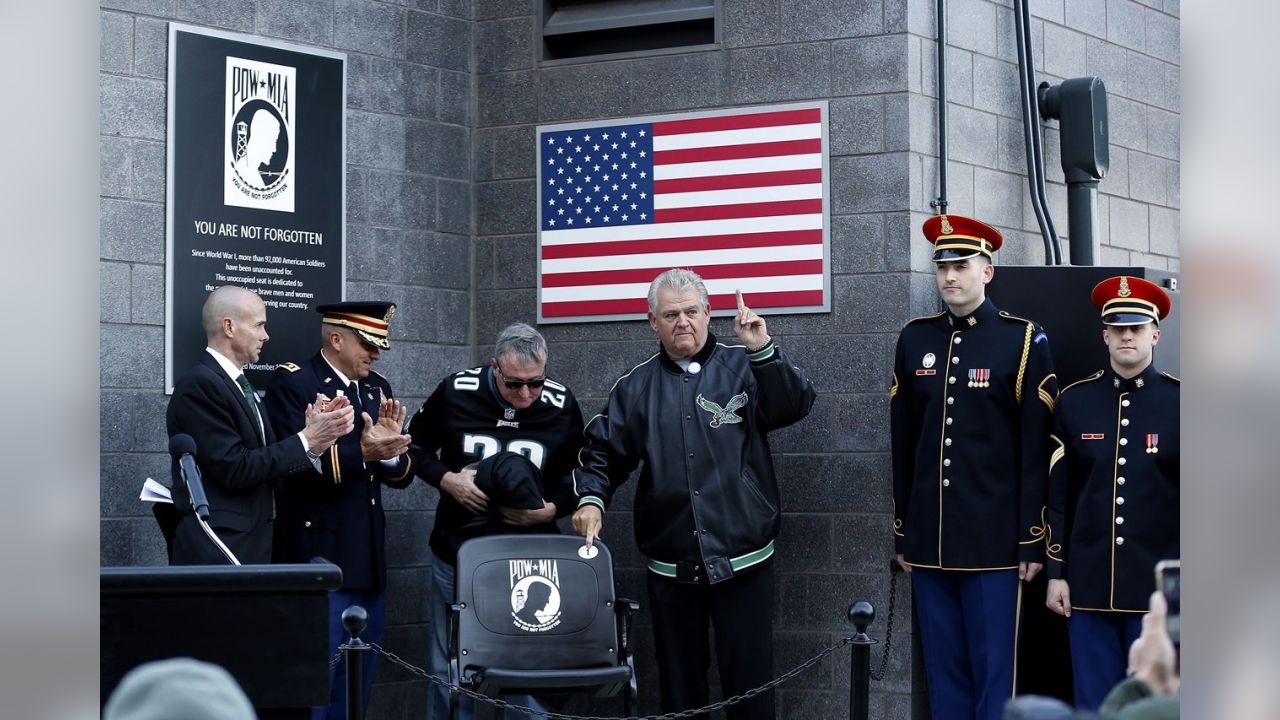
{"left": 1165, "top": 159, "right": 1179, "bottom": 209}
{"left": 972, "top": 55, "right": 1019, "bottom": 118}
{"left": 728, "top": 43, "right": 831, "bottom": 104}
{"left": 133, "top": 391, "right": 171, "bottom": 454}
{"left": 1146, "top": 107, "right": 1179, "bottom": 159}
{"left": 491, "top": 233, "right": 537, "bottom": 289}
{"left": 435, "top": 178, "right": 472, "bottom": 235}
{"left": 777, "top": 515, "right": 834, "bottom": 573}
{"left": 406, "top": 120, "right": 469, "bottom": 179}
{"left": 335, "top": 0, "right": 405, "bottom": 58}
{"left": 1085, "top": 37, "right": 1129, "bottom": 98}
{"left": 391, "top": 344, "right": 472, "bottom": 397}
{"left": 472, "top": 236, "right": 495, "bottom": 289}
{"left": 1108, "top": 197, "right": 1150, "bottom": 251}
{"left": 775, "top": 453, "right": 893, "bottom": 513}
{"left": 908, "top": 95, "right": 937, "bottom": 159}
{"left": 437, "top": 0, "right": 472, "bottom": 18}
{"left": 406, "top": 10, "right": 470, "bottom": 71}
{"left": 832, "top": 153, "right": 910, "bottom": 214}
{"left": 175, "top": 0, "right": 255, "bottom": 32}
{"left": 538, "top": 62, "right": 633, "bottom": 123}
{"left": 477, "top": 17, "right": 534, "bottom": 73}
{"left": 100, "top": 519, "right": 134, "bottom": 566}
{"left": 101, "top": 11, "right": 133, "bottom": 75}
{"left": 973, "top": 166, "right": 1024, "bottom": 230}
{"left": 773, "top": 632, "right": 837, "bottom": 689}
{"left": 947, "top": 0, "right": 998, "bottom": 54}
{"left": 884, "top": 94, "right": 910, "bottom": 154}
{"left": 101, "top": 324, "right": 165, "bottom": 389}
{"left": 1108, "top": 95, "right": 1147, "bottom": 152}
{"left": 830, "top": 96, "right": 885, "bottom": 156}
{"left": 349, "top": 55, "right": 405, "bottom": 114}
{"left": 101, "top": 137, "right": 132, "bottom": 200}
{"left": 1043, "top": 22, "right": 1087, "bottom": 79}
{"left": 256, "top": 0, "right": 334, "bottom": 46}
{"left": 482, "top": 125, "right": 536, "bottom": 181}
{"left": 1163, "top": 0, "right": 1179, "bottom": 17}
{"left": 133, "top": 140, "right": 167, "bottom": 203}
{"left": 832, "top": 35, "right": 909, "bottom": 96}
{"left": 476, "top": 179, "right": 535, "bottom": 236}
{"left": 101, "top": 198, "right": 164, "bottom": 264}
{"left": 722, "top": 0, "right": 780, "bottom": 48}
{"left": 349, "top": 110, "right": 407, "bottom": 172}
{"left": 781, "top": 689, "right": 848, "bottom": 717}
{"left": 131, "top": 264, "right": 165, "bottom": 325}
{"left": 347, "top": 224, "right": 404, "bottom": 283}
{"left": 1127, "top": 152, "right": 1168, "bottom": 205}
{"left": 1127, "top": 51, "right": 1181, "bottom": 114}
{"left": 831, "top": 213, "right": 886, "bottom": 275}
{"left": 1148, "top": 205, "right": 1178, "bottom": 257}
{"left": 883, "top": 212, "right": 917, "bottom": 272}
{"left": 102, "top": 392, "right": 134, "bottom": 453}
{"left": 477, "top": 0, "right": 533, "bottom": 19}
{"left": 629, "top": 52, "right": 726, "bottom": 115}
{"left": 1131, "top": 252, "right": 1167, "bottom": 270}
{"left": 477, "top": 71, "right": 537, "bottom": 127}
{"left": 404, "top": 231, "right": 470, "bottom": 290}
{"left": 385, "top": 567, "right": 432, "bottom": 625}
{"left": 101, "top": 75, "right": 166, "bottom": 141}
{"left": 997, "top": 115, "right": 1027, "bottom": 173}
{"left": 1065, "top": 0, "right": 1107, "bottom": 36}
{"left": 946, "top": 105, "right": 998, "bottom": 167}
{"left": 394, "top": 286, "right": 470, "bottom": 344}
{"left": 101, "top": 0, "right": 174, "bottom": 14}
{"left": 775, "top": 392, "right": 889, "bottom": 454}
{"left": 102, "top": 261, "right": 132, "bottom": 324}
{"left": 921, "top": 44, "right": 973, "bottom": 105}
{"left": 437, "top": 69, "right": 470, "bottom": 125}
{"left": 1100, "top": 142, "right": 1128, "bottom": 196}
{"left": 1031, "top": 0, "right": 1064, "bottom": 23}
{"left": 995, "top": 5, "right": 1043, "bottom": 65}
{"left": 380, "top": 478, "right": 439, "bottom": 513}
{"left": 834, "top": 514, "right": 893, "bottom": 575}
{"left": 1145, "top": 7, "right": 1179, "bottom": 63}
{"left": 782, "top": 333, "right": 896, "bottom": 394}
{"left": 1107, "top": 0, "right": 1147, "bottom": 54}
{"left": 132, "top": 17, "right": 168, "bottom": 81}
{"left": 782, "top": 0, "right": 884, "bottom": 42}
{"left": 346, "top": 167, "right": 369, "bottom": 224}
{"left": 1098, "top": 244, "right": 1131, "bottom": 265}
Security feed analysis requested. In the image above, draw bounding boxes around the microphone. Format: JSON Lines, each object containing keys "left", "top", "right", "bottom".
{"left": 169, "top": 434, "right": 210, "bottom": 521}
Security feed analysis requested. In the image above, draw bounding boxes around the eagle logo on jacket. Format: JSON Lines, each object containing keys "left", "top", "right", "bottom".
{"left": 696, "top": 392, "right": 748, "bottom": 428}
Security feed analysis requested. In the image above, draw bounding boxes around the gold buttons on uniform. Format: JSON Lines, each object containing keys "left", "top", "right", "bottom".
{"left": 952, "top": 357, "right": 960, "bottom": 364}
{"left": 946, "top": 417, "right": 953, "bottom": 425}
{"left": 943, "top": 459, "right": 951, "bottom": 467}
{"left": 949, "top": 377, "right": 956, "bottom": 384}
{"left": 947, "top": 397, "right": 955, "bottom": 405}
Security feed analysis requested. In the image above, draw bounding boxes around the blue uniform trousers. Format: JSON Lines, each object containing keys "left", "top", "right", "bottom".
{"left": 319, "top": 588, "right": 385, "bottom": 720}
{"left": 1067, "top": 611, "right": 1143, "bottom": 710}
{"left": 912, "top": 568, "right": 1020, "bottom": 720}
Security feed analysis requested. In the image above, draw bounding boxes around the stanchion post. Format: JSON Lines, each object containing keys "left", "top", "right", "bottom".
{"left": 847, "top": 600, "right": 876, "bottom": 720}
{"left": 343, "top": 604, "right": 369, "bottom": 720}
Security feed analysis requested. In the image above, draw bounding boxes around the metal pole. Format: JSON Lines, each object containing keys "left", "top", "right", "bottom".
{"left": 343, "top": 604, "right": 369, "bottom": 720}
{"left": 1067, "top": 181, "right": 1100, "bottom": 265}
{"left": 932, "top": 0, "right": 949, "bottom": 211}
{"left": 847, "top": 600, "right": 877, "bottom": 720}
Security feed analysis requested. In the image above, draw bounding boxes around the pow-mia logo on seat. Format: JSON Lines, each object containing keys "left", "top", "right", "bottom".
{"left": 696, "top": 392, "right": 748, "bottom": 428}
{"left": 510, "top": 559, "right": 562, "bottom": 632}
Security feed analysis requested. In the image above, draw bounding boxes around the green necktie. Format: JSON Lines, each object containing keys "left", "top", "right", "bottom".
{"left": 235, "top": 374, "right": 266, "bottom": 445}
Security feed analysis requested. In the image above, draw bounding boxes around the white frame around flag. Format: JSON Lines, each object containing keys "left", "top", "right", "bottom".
{"left": 534, "top": 101, "right": 832, "bottom": 325}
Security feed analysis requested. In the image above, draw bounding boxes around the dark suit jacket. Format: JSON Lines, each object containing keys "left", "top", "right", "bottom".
{"left": 264, "top": 352, "right": 413, "bottom": 589}
{"left": 165, "top": 352, "right": 312, "bottom": 564}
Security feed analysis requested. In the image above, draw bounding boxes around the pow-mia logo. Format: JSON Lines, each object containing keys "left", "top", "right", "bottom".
{"left": 696, "top": 392, "right": 747, "bottom": 428}
{"left": 510, "top": 559, "right": 562, "bottom": 633}
{"left": 225, "top": 56, "right": 295, "bottom": 212}
{"left": 922, "top": 353, "right": 936, "bottom": 369}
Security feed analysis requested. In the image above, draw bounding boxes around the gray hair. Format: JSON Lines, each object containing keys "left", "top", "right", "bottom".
{"left": 494, "top": 323, "right": 548, "bottom": 366}
{"left": 647, "top": 268, "right": 710, "bottom": 314}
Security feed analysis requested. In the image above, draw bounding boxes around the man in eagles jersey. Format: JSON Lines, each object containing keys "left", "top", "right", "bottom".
{"left": 407, "top": 323, "right": 585, "bottom": 720}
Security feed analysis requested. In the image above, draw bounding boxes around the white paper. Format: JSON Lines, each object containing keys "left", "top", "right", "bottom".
{"left": 139, "top": 477, "right": 173, "bottom": 504}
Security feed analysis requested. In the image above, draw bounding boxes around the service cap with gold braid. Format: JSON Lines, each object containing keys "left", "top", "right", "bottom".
{"left": 1090, "top": 275, "right": 1171, "bottom": 326}
{"left": 922, "top": 213, "right": 1004, "bottom": 262}
{"left": 316, "top": 301, "right": 396, "bottom": 349}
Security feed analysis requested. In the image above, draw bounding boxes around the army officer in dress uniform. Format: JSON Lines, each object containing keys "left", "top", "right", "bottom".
{"left": 889, "top": 215, "right": 1058, "bottom": 720}
{"left": 1044, "top": 276, "right": 1179, "bottom": 710}
{"left": 265, "top": 301, "right": 414, "bottom": 720}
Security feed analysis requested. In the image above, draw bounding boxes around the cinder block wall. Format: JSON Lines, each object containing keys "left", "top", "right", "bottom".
{"left": 101, "top": 0, "right": 1178, "bottom": 717}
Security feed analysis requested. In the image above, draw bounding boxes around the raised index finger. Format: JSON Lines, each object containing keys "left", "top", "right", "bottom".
{"left": 736, "top": 288, "right": 746, "bottom": 311}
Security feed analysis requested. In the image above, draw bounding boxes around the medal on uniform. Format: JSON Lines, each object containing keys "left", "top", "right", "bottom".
{"left": 968, "top": 368, "right": 990, "bottom": 388}
{"left": 1146, "top": 433, "right": 1159, "bottom": 454}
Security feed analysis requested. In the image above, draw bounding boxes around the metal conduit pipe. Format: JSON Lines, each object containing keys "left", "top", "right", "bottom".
{"left": 931, "top": 0, "right": 949, "bottom": 212}
{"left": 1012, "top": 0, "right": 1063, "bottom": 264}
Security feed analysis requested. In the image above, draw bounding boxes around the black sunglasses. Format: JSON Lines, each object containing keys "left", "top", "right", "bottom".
{"left": 495, "top": 364, "right": 545, "bottom": 390}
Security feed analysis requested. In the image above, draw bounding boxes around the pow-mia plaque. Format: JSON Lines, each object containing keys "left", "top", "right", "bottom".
{"left": 165, "top": 25, "right": 346, "bottom": 392}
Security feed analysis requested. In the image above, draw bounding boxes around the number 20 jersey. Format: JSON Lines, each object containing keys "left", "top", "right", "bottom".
{"left": 407, "top": 366, "right": 585, "bottom": 564}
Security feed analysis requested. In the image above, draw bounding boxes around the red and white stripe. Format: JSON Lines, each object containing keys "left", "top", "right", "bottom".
{"left": 540, "top": 106, "right": 827, "bottom": 320}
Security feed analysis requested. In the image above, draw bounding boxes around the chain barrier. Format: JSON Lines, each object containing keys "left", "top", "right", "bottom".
{"left": 332, "top": 636, "right": 852, "bottom": 720}
{"left": 869, "top": 569, "right": 899, "bottom": 682}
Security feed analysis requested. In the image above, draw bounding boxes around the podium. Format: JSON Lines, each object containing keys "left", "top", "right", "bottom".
{"left": 101, "top": 563, "right": 342, "bottom": 719}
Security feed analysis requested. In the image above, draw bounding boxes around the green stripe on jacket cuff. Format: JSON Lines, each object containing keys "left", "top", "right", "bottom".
{"left": 577, "top": 496, "right": 605, "bottom": 511}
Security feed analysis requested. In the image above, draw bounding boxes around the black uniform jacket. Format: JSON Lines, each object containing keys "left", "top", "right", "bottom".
{"left": 890, "top": 299, "right": 1058, "bottom": 570}
{"left": 573, "top": 334, "right": 816, "bottom": 585}
{"left": 1046, "top": 365, "right": 1179, "bottom": 612}
{"left": 264, "top": 352, "right": 413, "bottom": 590}
{"left": 166, "top": 351, "right": 313, "bottom": 564}
{"left": 407, "top": 366, "right": 585, "bottom": 565}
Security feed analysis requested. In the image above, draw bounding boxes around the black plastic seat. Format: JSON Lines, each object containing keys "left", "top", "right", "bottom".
{"left": 449, "top": 534, "right": 638, "bottom": 718}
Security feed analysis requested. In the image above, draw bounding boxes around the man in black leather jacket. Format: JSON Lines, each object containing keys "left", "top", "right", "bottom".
{"left": 572, "top": 269, "right": 816, "bottom": 720}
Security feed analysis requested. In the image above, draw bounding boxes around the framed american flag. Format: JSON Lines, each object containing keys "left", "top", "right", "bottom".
{"left": 535, "top": 102, "right": 832, "bottom": 324}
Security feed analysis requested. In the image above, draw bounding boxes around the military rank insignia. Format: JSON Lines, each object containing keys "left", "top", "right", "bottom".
{"left": 968, "top": 368, "right": 990, "bottom": 388}
{"left": 1082, "top": 433, "right": 1105, "bottom": 440}
{"left": 1146, "top": 434, "right": 1159, "bottom": 454}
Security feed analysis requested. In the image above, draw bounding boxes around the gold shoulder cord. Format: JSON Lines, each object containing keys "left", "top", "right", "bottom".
{"left": 1015, "top": 322, "right": 1032, "bottom": 404}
